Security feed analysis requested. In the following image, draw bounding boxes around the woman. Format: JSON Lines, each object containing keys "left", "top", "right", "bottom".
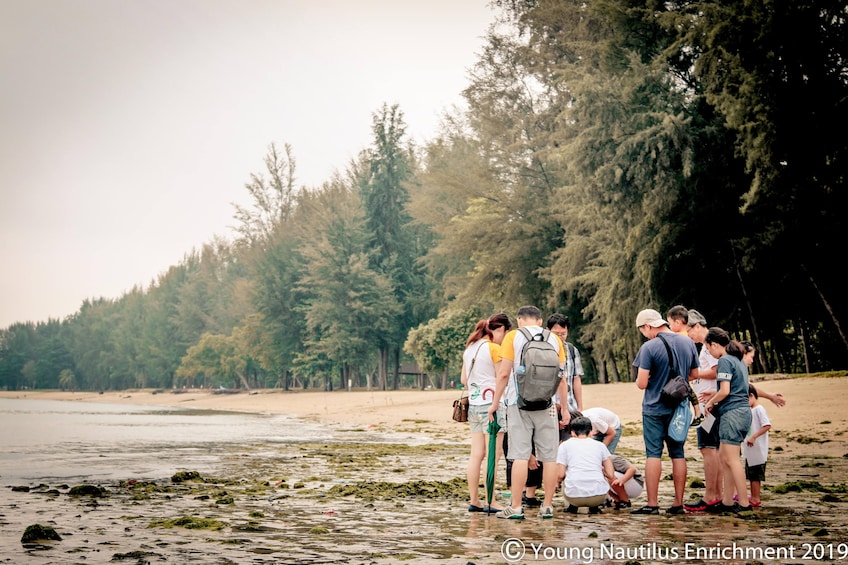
{"left": 703, "top": 327, "right": 752, "bottom": 512}
{"left": 461, "top": 313, "right": 511, "bottom": 512}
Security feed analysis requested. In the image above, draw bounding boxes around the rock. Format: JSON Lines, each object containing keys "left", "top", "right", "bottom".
{"left": 68, "top": 484, "right": 105, "bottom": 497}
{"left": 21, "top": 524, "right": 61, "bottom": 543}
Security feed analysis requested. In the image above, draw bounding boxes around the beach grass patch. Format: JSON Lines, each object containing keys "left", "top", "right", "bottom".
{"left": 148, "top": 515, "right": 225, "bottom": 530}
{"left": 328, "top": 477, "right": 467, "bottom": 501}
{"left": 309, "top": 526, "right": 330, "bottom": 534}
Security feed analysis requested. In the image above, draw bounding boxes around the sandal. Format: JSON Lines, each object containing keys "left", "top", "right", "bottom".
{"left": 614, "top": 500, "right": 631, "bottom": 510}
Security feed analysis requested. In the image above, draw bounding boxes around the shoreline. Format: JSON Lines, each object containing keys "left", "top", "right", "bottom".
{"left": 1, "top": 375, "right": 845, "bottom": 456}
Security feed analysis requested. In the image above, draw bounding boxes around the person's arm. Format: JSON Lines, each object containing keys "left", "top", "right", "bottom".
{"left": 460, "top": 358, "right": 469, "bottom": 387}
{"left": 573, "top": 376, "right": 584, "bottom": 411}
{"left": 756, "top": 388, "right": 786, "bottom": 407}
{"left": 602, "top": 457, "right": 615, "bottom": 483}
{"left": 601, "top": 425, "right": 615, "bottom": 447}
{"left": 488, "top": 349, "right": 512, "bottom": 420}
{"left": 557, "top": 377, "right": 570, "bottom": 426}
{"left": 557, "top": 463, "right": 567, "bottom": 483}
{"left": 705, "top": 380, "right": 729, "bottom": 414}
{"left": 696, "top": 365, "right": 717, "bottom": 381}
{"left": 636, "top": 367, "right": 650, "bottom": 390}
{"left": 746, "top": 424, "right": 772, "bottom": 447}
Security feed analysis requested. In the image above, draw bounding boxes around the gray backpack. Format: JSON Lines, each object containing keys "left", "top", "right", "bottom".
{"left": 515, "top": 328, "right": 562, "bottom": 411}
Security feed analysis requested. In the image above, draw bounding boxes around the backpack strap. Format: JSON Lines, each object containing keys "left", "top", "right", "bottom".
{"left": 656, "top": 333, "right": 676, "bottom": 384}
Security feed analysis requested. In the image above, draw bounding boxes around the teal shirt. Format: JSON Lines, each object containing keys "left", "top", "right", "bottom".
{"left": 715, "top": 354, "right": 749, "bottom": 415}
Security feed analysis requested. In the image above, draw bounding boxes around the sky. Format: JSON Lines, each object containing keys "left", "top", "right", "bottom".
{"left": 0, "top": 0, "right": 494, "bottom": 328}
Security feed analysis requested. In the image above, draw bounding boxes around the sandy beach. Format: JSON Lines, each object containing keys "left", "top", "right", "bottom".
{"left": 3, "top": 376, "right": 848, "bottom": 564}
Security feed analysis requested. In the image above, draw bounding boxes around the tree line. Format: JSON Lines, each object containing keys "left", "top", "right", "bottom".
{"left": 2, "top": 0, "right": 846, "bottom": 392}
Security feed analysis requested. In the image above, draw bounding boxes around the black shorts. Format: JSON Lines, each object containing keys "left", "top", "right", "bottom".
{"left": 745, "top": 461, "right": 766, "bottom": 482}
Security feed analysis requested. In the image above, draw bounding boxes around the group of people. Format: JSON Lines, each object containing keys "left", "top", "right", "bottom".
{"left": 460, "top": 304, "right": 778, "bottom": 519}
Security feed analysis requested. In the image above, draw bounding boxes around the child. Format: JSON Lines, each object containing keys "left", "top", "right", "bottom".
{"left": 742, "top": 384, "right": 771, "bottom": 507}
{"left": 556, "top": 416, "right": 615, "bottom": 514}
{"left": 607, "top": 454, "right": 644, "bottom": 510}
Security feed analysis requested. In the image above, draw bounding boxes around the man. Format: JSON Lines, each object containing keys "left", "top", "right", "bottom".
{"left": 546, "top": 313, "right": 584, "bottom": 414}
{"left": 685, "top": 308, "right": 785, "bottom": 512}
{"left": 631, "top": 308, "right": 699, "bottom": 515}
{"left": 681, "top": 308, "right": 722, "bottom": 512}
{"left": 489, "top": 305, "right": 568, "bottom": 520}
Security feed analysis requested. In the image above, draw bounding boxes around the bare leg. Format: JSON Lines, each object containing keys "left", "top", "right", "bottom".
{"left": 466, "top": 432, "right": 486, "bottom": 506}
{"left": 542, "top": 461, "right": 559, "bottom": 508}
{"left": 644, "top": 457, "right": 662, "bottom": 506}
{"left": 671, "top": 458, "right": 687, "bottom": 506}
{"left": 719, "top": 444, "right": 749, "bottom": 508}
{"left": 702, "top": 448, "right": 722, "bottom": 501}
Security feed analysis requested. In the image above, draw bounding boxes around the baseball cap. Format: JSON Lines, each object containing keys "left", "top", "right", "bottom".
{"left": 687, "top": 309, "right": 707, "bottom": 326}
{"left": 635, "top": 309, "right": 668, "bottom": 328}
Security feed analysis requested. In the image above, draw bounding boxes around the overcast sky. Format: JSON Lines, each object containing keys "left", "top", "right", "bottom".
{"left": 0, "top": 0, "right": 494, "bottom": 328}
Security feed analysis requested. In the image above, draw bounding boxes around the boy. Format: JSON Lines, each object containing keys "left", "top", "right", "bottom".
{"left": 742, "top": 385, "right": 771, "bottom": 507}
{"left": 556, "top": 416, "right": 615, "bottom": 514}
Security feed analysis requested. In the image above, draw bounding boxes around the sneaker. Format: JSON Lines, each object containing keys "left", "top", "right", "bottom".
{"left": 495, "top": 506, "right": 525, "bottom": 520}
{"left": 614, "top": 500, "right": 631, "bottom": 510}
{"left": 522, "top": 494, "right": 542, "bottom": 508}
{"left": 631, "top": 505, "right": 660, "bottom": 515}
{"left": 588, "top": 505, "right": 603, "bottom": 514}
{"left": 691, "top": 415, "right": 704, "bottom": 427}
{"left": 563, "top": 504, "right": 579, "bottom": 514}
{"left": 539, "top": 506, "right": 554, "bottom": 519}
{"left": 683, "top": 499, "right": 707, "bottom": 512}
{"left": 704, "top": 499, "right": 725, "bottom": 513}
{"left": 666, "top": 505, "right": 685, "bottom": 515}
{"left": 711, "top": 502, "right": 736, "bottom": 514}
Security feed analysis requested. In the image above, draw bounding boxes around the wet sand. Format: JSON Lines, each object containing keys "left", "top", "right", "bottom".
{"left": 2, "top": 376, "right": 848, "bottom": 564}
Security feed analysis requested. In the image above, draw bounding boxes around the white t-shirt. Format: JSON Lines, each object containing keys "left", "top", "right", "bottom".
{"left": 556, "top": 437, "right": 611, "bottom": 498}
{"left": 462, "top": 339, "right": 500, "bottom": 406}
{"left": 742, "top": 404, "right": 771, "bottom": 466}
{"left": 691, "top": 346, "right": 719, "bottom": 397}
{"left": 582, "top": 407, "right": 621, "bottom": 434}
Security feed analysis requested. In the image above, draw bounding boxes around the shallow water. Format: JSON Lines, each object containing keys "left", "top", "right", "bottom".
{"left": 0, "top": 397, "right": 428, "bottom": 486}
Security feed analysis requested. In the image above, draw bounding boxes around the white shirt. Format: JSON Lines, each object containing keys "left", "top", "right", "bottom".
{"left": 556, "top": 437, "right": 611, "bottom": 498}
{"left": 742, "top": 404, "right": 771, "bottom": 466}
{"left": 581, "top": 407, "right": 621, "bottom": 434}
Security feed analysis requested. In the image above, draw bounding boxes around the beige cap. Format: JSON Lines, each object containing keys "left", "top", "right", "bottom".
{"left": 635, "top": 309, "right": 668, "bottom": 328}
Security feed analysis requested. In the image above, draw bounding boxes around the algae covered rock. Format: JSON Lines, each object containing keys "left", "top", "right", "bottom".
{"left": 171, "top": 470, "right": 202, "bottom": 483}
{"left": 68, "top": 484, "right": 105, "bottom": 497}
{"left": 21, "top": 524, "right": 62, "bottom": 543}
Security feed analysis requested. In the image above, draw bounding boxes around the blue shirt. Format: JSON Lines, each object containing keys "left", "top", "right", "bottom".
{"left": 632, "top": 331, "right": 698, "bottom": 415}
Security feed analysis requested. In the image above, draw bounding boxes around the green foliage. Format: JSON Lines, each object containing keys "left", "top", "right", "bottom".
{"left": 2, "top": 1, "right": 847, "bottom": 389}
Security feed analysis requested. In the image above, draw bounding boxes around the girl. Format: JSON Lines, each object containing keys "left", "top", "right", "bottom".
{"left": 703, "top": 327, "right": 752, "bottom": 512}
{"left": 461, "top": 313, "right": 511, "bottom": 512}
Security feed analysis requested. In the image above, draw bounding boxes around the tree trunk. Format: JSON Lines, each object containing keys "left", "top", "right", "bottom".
{"left": 734, "top": 246, "right": 769, "bottom": 372}
{"left": 799, "top": 319, "right": 811, "bottom": 373}
{"left": 236, "top": 371, "right": 251, "bottom": 391}
{"left": 595, "top": 356, "right": 607, "bottom": 384}
{"left": 802, "top": 263, "right": 848, "bottom": 355}
{"left": 608, "top": 357, "right": 622, "bottom": 383}
{"left": 392, "top": 347, "right": 400, "bottom": 390}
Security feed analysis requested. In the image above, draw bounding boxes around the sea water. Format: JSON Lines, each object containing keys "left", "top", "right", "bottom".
{"left": 0, "top": 397, "right": 422, "bottom": 486}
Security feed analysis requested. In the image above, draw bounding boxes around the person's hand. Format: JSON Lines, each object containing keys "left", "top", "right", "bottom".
{"left": 487, "top": 404, "right": 496, "bottom": 422}
{"left": 611, "top": 478, "right": 623, "bottom": 488}
{"left": 705, "top": 403, "right": 714, "bottom": 415}
{"left": 528, "top": 455, "right": 539, "bottom": 470}
{"left": 747, "top": 439, "right": 754, "bottom": 447}
{"left": 698, "top": 391, "right": 712, "bottom": 403}
{"left": 771, "top": 393, "right": 786, "bottom": 407}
